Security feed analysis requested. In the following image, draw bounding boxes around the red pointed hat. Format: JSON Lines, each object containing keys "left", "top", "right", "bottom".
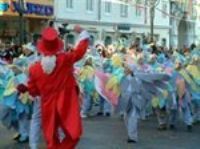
{"left": 37, "top": 27, "right": 64, "bottom": 56}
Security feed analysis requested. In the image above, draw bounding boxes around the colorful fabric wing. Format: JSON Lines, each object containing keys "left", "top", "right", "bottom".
{"left": 79, "top": 66, "right": 95, "bottom": 81}
{"left": 186, "top": 65, "right": 200, "bottom": 85}
{"left": 19, "top": 92, "right": 30, "bottom": 104}
{"left": 111, "top": 54, "right": 123, "bottom": 67}
{"left": 135, "top": 72, "right": 170, "bottom": 104}
{"left": 95, "top": 70, "right": 119, "bottom": 106}
{"left": 135, "top": 72, "right": 170, "bottom": 83}
{"left": 105, "top": 76, "right": 121, "bottom": 97}
{"left": 0, "top": 79, "right": 5, "bottom": 100}
{"left": 3, "top": 77, "right": 16, "bottom": 97}
{"left": 152, "top": 96, "right": 159, "bottom": 108}
{"left": 179, "top": 69, "right": 199, "bottom": 92}
{"left": 1, "top": 93, "right": 17, "bottom": 109}
{"left": 15, "top": 73, "right": 28, "bottom": 85}
{"left": 78, "top": 65, "right": 96, "bottom": 96}
{"left": 176, "top": 78, "right": 186, "bottom": 99}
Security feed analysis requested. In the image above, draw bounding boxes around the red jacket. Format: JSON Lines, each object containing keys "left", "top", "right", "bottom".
{"left": 27, "top": 39, "right": 89, "bottom": 142}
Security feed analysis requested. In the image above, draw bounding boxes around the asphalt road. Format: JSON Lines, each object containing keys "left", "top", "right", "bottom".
{"left": 0, "top": 115, "right": 200, "bottom": 149}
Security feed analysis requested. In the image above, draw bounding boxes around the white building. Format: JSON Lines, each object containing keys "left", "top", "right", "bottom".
{"left": 170, "top": 0, "right": 200, "bottom": 50}
{"left": 54, "top": 0, "right": 170, "bottom": 47}
{"left": 195, "top": 2, "right": 200, "bottom": 46}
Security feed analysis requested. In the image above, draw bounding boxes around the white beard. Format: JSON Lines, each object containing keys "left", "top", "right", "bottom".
{"left": 41, "top": 55, "right": 56, "bottom": 75}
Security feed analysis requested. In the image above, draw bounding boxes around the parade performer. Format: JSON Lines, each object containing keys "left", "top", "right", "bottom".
{"left": 15, "top": 42, "right": 40, "bottom": 145}
{"left": 186, "top": 55, "right": 200, "bottom": 123}
{"left": 134, "top": 54, "right": 151, "bottom": 120}
{"left": 148, "top": 54, "right": 169, "bottom": 130}
{"left": 97, "top": 49, "right": 113, "bottom": 116}
{"left": 79, "top": 57, "right": 96, "bottom": 118}
{"left": 169, "top": 58, "right": 193, "bottom": 131}
{"left": 94, "top": 54, "right": 124, "bottom": 116}
{"left": 21, "top": 42, "right": 42, "bottom": 149}
{"left": 0, "top": 50, "right": 32, "bottom": 143}
{"left": 117, "top": 64, "right": 142, "bottom": 143}
{"left": 117, "top": 63, "right": 170, "bottom": 143}
{"left": 17, "top": 27, "right": 89, "bottom": 149}
{"left": 105, "top": 54, "right": 124, "bottom": 106}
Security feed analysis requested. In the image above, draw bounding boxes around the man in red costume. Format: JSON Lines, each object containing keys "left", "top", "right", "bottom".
{"left": 17, "top": 26, "right": 90, "bottom": 149}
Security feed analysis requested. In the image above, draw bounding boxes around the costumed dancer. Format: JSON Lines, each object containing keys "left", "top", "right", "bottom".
{"left": 21, "top": 40, "right": 42, "bottom": 149}
{"left": 186, "top": 55, "right": 200, "bottom": 123}
{"left": 79, "top": 56, "right": 96, "bottom": 118}
{"left": 149, "top": 54, "right": 169, "bottom": 130}
{"left": 106, "top": 54, "right": 124, "bottom": 106}
{"left": 94, "top": 53, "right": 124, "bottom": 117}
{"left": 169, "top": 58, "right": 193, "bottom": 131}
{"left": 16, "top": 42, "right": 41, "bottom": 146}
{"left": 135, "top": 54, "right": 151, "bottom": 120}
{"left": 17, "top": 27, "right": 89, "bottom": 149}
{"left": 117, "top": 64, "right": 142, "bottom": 143}
{"left": 0, "top": 50, "right": 32, "bottom": 143}
{"left": 117, "top": 63, "right": 170, "bottom": 143}
{"left": 97, "top": 49, "right": 113, "bottom": 116}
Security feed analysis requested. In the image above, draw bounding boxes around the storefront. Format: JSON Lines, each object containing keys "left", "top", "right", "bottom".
{"left": 0, "top": 0, "right": 53, "bottom": 44}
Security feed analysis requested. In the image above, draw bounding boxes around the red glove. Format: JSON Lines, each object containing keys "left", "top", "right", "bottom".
{"left": 17, "top": 84, "right": 28, "bottom": 94}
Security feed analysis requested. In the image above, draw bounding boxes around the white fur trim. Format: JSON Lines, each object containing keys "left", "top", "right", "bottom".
{"left": 41, "top": 55, "right": 56, "bottom": 75}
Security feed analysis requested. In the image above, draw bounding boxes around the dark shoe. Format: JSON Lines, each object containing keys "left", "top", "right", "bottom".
{"left": 193, "top": 120, "right": 200, "bottom": 125}
{"left": 18, "top": 136, "right": 29, "bottom": 143}
{"left": 187, "top": 125, "right": 192, "bottom": 132}
{"left": 105, "top": 113, "right": 111, "bottom": 117}
{"left": 169, "top": 124, "right": 176, "bottom": 130}
{"left": 127, "top": 139, "right": 137, "bottom": 143}
{"left": 158, "top": 124, "right": 167, "bottom": 131}
{"left": 94, "top": 103, "right": 99, "bottom": 106}
{"left": 13, "top": 133, "right": 21, "bottom": 141}
{"left": 96, "top": 112, "right": 103, "bottom": 116}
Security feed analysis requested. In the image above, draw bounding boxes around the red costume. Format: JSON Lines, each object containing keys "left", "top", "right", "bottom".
{"left": 24, "top": 27, "right": 89, "bottom": 149}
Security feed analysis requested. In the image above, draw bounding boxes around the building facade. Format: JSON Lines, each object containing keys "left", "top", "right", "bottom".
{"left": 54, "top": 0, "right": 170, "bottom": 47}
{"left": 170, "top": 0, "right": 199, "bottom": 49}
{"left": 0, "top": 0, "right": 54, "bottom": 44}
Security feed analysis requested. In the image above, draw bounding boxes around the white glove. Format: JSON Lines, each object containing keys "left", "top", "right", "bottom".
{"left": 78, "top": 30, "right": 90, "bottom": 41}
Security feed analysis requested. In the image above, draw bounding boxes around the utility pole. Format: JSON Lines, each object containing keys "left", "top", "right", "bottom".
{"left": 17, "top": 0, "right": 26, "bottom": 46}
{"left": 97, "top": 0, "right": 102, "bottom": 40}
{"left": 148, "top": 0, "right": 160, "bottom": 42}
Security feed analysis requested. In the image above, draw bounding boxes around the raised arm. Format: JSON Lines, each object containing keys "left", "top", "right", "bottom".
{"left": 65, "top": 26, "right": 90, "bottom": 64}
{"left": 71, "top": 37, "right": 89, "bottom": 63}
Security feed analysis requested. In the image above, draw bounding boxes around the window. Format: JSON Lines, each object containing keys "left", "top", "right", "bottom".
{"left": 162, "top": 38, "right": 167, "bottom": 47}
{"left": 105, "top": 1, "right": 112, "bottom": 14}
{"left": 66, "top": 0, "right": 73, "bottom": 9}
{"left": 120, "top": 4, "right": 128, "bottom": 17}
{"left": 104, "top": 36, "right": 112, "bottom": 46}
{"left": 136, "top": 0, "right": 142, "bottom": 17}
{"left": 86, "top": 0, "right": 93, "bottom": 11}
{"left": 90, "top": 35, "right": 95, "bottom": 46}
{"left": 66, "top": 34, "right": 75, "bottom": 45}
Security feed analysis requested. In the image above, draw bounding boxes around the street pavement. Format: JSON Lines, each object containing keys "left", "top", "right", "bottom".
{"left": 0, "top": 115, "right": 200, "bottom": 149}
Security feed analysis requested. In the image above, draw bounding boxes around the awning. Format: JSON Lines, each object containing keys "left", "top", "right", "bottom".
{"left": 0, "top": 0, "right": 53, "bottom": 19}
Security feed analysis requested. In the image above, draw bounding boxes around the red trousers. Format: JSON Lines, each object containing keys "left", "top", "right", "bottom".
{"left": 45, "top": 127, "right": 79, "bottom": 149}
{"left": 42, "top": 108, "right": 80, "bottom": 149}
{"left": 47, "top": 136, "right": 79, "bottom": 149}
